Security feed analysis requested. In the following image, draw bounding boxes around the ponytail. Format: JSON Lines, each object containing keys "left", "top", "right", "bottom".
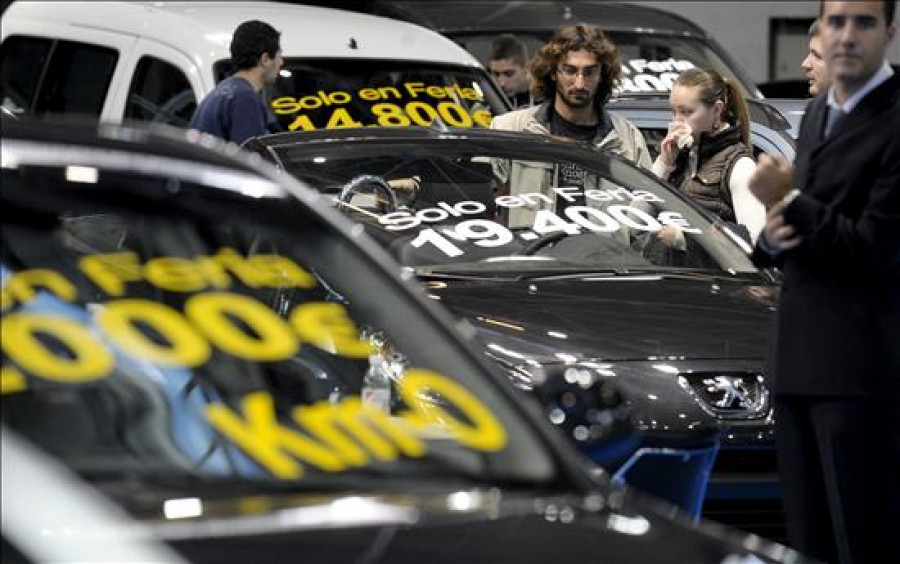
{"left": 723, "top": 78, "right": 750, "bottom": 147}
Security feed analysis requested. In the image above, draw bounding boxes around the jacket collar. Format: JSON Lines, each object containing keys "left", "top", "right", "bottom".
{"left": 825, "top": 60, "right": 894, "bottom": 114}
{"left": 526, "top": 101, "right": 619, "bottom": 148}
{"left": 697, "top": 125, "right": 743, "bottom": 163}
{"left": 810, "top": 72, "right": 900, "bottom": 157}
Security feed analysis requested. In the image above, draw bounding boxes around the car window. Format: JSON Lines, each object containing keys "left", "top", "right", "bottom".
{"left": 214, "top": 58, "right": 507, "bottom": 133}
{"left": 0, "top": 36, "right": 53, "bottom": 117}
{"left": 612, "top": 32, "right": 751, "bottom": 99}
{"left": 0, "top": 142, "right": 556, "bottom": 489}
{"left": 30, "top": 40, "right": 118, "bottom": 117}
{"left": 2, "top": 535, "right": 34, "bottom": 564}
{"left": 125, "top": 56, "right": 197, "bottom": 127}
{"left": 270, "top": 143, "right": 759, "bottom": 275}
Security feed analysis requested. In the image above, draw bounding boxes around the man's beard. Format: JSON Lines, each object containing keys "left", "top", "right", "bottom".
{"left": 558, "top": 88, "right": 594, "bottom": 109}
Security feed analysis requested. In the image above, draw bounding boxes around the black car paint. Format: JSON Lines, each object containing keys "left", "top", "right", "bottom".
{"left": 244, "top": 128, "right": 784, "bottom": 534}
{"left": 242, "top": 127, "right": 780, "bottom": 428}
{"left": 427, "top": 275, "right": 773, "bottom": 362}
{"left": 147, "top": 488, "right": 793, "bottom": 564}
{"left": 422, "top": 272, "right": 777, "bottom": 441}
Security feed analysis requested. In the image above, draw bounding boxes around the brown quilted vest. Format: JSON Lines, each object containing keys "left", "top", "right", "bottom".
{"left": 670, "top": 126, "right": 751, "bottom": 223}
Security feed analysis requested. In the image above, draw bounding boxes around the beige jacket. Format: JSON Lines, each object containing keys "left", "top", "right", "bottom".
{"left": 490, "top": 102, "right": 653, "bottom": 227}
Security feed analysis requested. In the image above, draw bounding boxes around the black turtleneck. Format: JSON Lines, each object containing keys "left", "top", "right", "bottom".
{"left": 546, "top": 106, "right": 616, "bottom": 209}
{"left": 547, "top": 105, "right": 611, "bottom": 142}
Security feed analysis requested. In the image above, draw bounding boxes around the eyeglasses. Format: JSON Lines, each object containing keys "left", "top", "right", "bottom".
{"left": 557, "top": 64, "right": 601, "bottom": 80}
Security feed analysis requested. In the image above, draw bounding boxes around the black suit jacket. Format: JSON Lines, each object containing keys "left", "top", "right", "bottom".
{"left": 754, "top": 72, "right": 900, "bottom": 399}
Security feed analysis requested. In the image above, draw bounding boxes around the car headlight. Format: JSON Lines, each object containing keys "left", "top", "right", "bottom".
{"left": 496, "top": 361, "right": 634, "bottom": 444}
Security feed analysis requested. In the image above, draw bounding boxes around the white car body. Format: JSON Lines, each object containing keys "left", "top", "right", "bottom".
{"left": 1, "top": 1, "right": 484, "bottom": 123}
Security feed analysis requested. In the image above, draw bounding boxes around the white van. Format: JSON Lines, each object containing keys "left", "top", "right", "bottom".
{"left": 0, "top": 1, "right": 508, "bottom": 131}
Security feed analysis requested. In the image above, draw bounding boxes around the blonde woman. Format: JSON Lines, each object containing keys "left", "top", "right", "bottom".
{"left": 652, "top": 68, "right": 765, "bottom": 248}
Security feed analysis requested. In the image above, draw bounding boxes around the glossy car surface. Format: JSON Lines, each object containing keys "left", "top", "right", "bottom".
{"left": 750, "top": 98, "right": 807, "bottom": 140}
{"left": 374, "top": 0, "right": 763, "bottom": 100}
{"left": 244, "top": 126, "right": 784, "bottom": 531}
{"left": 1, "top": 119, "right": 808, "bottom": 563}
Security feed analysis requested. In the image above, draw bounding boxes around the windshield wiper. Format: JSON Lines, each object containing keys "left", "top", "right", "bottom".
{"left": 524, "top": 266, "right": 764, "bottom": 283}
{"left": 522, "top": 268, "right": 644, "bottom": 281}
{"left": 414, "top": 267, "right": 525, "bottom": 281}
{"left": 514, "top": 230, "right": 574, "bottom": 257}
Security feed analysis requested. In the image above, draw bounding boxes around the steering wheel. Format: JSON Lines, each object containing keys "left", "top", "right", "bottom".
{"left": 339, "top": 174, "right": 399, "bottom": 213}
{"left": 515, "top": 230, "right": 572, "bottom": 256}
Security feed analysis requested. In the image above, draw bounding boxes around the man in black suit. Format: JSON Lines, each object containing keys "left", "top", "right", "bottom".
{"left": 749, "top": 2, "right": 899, "bottom": 563}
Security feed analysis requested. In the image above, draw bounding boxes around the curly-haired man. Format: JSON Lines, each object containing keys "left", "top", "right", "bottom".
{"left": 490, "top": 25, "right": 652, "bottom": 227}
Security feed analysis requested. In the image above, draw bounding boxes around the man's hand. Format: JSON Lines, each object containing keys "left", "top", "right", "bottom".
{"left": 760, "top": 199, "right": 803, "bottom": 252}
{"left": 749, "top": 154, "right": 794, "bottom": 207}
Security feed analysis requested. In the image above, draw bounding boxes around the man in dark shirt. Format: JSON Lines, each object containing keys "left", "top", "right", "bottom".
{"left": 189, "top": 20, "right": 283, "bottom": 145}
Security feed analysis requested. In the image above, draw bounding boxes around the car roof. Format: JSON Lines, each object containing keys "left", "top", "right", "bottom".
{"left": 3, "top": 1, "right": 483, "bottom": 67}
{"left": 248, "top": 99, "right": 794, "bottom": 169}
{"left": 2, "top": 117, "right": 265, "bottom": 176}
{"left": 254, "top": 124, "right": 555, "bottom": 148}
{"left": 246, "top": 125, "right": 651, "bottom": 176}
{"left": 378, "top": 0, "right": 706, "bottom": 37}
{"left": 250, "top": 110, "right": 789, "bottom": 151}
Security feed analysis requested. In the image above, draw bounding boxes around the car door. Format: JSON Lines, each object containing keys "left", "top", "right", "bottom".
{"left": 116, "top": 38, "right": 209, "bottom": 127}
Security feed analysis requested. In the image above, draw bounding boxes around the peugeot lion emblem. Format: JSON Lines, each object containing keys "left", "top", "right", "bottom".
{"left": 703, "top": 376, "right": 752, "bottom": 409}
{"left": 677, "top": 372, "right": 769, "bottom": 420}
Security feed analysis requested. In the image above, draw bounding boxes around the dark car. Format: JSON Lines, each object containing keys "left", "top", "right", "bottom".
{"left": 243, "top": 126, "right": 787, "bottom": 539}
{"left": 368, "top": 0, "right": 812, "bottom": 142}
{"left": 373, "top": 0, "right": 763, "bottom": 101}
{"left": 0, "top": 118, "right": 810, "bottom": 563}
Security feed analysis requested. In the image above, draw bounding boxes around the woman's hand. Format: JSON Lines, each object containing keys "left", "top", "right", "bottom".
{"left": 660, "top": 122, "right": 693, "bottom": 167}
{"left": 656, "top": 224, "right": 681, "bottom": 247}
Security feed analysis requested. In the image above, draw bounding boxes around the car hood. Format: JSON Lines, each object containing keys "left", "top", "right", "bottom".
{"left": 133, "top": 486, "right": 802, "bottom": 563}
{"left": 425, "top": 274, "right": 776, "bottom": 363}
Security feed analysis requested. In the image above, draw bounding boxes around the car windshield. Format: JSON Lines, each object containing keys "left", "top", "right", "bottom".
{"left": 266, "top": 136, "right": 760, "bottom": 278}
{"left": 215, "top": 58, "right": 508, "bottom": 133}
{"left": 0, "top": 135, "right": 558, "bottom": 494}
{"left": 454, "top": 32, "right": 754, "bottom": 99}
